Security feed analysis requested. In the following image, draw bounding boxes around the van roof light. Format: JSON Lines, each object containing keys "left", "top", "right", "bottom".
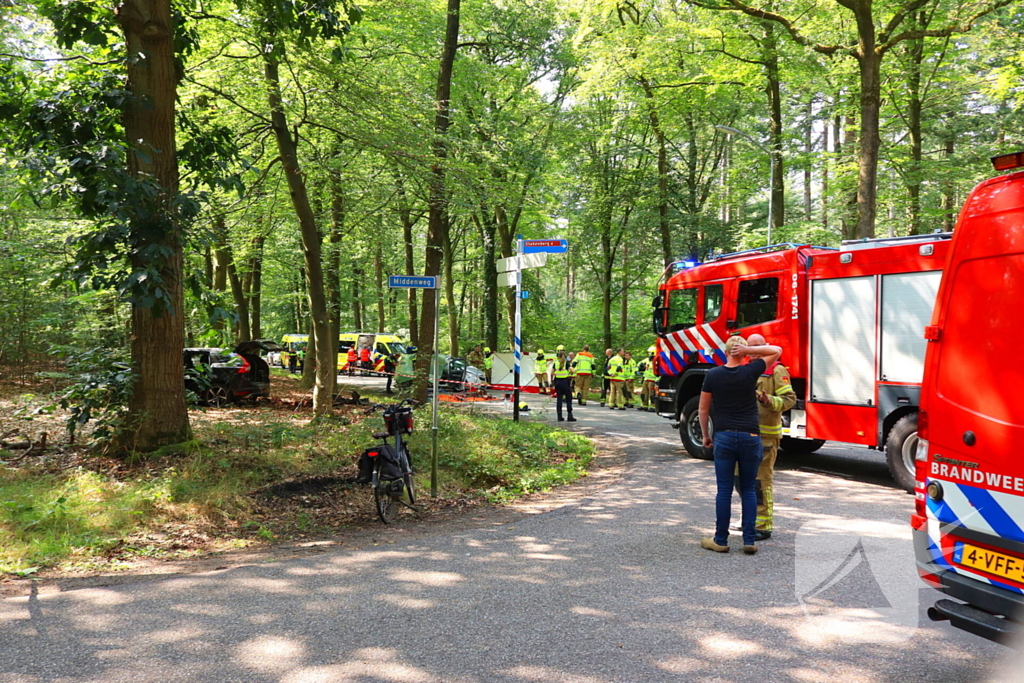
{"left": 991, "top": 151, "right": 1024, "bottom": 172}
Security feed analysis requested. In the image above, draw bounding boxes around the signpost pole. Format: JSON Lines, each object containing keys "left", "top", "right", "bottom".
{"left": 513, "top": 236, "right": 523, "bottom": 422}
{"left": 431, "top": 285, "right": 440, "bottom": 497}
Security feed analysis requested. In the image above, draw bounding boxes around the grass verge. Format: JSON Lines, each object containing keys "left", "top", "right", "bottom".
{"left": 0, "top": 403, "right": 593, "bottom": 575}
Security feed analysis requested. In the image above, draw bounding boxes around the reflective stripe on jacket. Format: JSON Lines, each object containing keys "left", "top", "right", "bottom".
{"left": 757, "top": 362, "right": 797, "bottom": 441}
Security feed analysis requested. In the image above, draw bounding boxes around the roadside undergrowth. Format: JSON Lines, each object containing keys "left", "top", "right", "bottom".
{"left": 0, "top": 392, "right": 594, "bottom": 576}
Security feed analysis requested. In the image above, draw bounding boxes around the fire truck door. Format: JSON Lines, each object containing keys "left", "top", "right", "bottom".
{"left": 807, "top": 275, "right": 878, "bottom": 445}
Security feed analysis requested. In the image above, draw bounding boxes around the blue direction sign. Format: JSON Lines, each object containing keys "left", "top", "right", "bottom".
{"left": 388, "top": 275, "right": 437, "bottom": 289}
{"left": 523, "top": 239, "right": 568, "bottom": 254}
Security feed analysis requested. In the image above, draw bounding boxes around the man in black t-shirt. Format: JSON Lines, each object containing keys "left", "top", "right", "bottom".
{"left": 698, "top": 335, "right": 781, "bottom": 555}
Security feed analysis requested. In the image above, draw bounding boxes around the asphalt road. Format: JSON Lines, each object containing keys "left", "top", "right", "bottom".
{"left": 0, "top": 388, "right": 1015, "bottom": 683}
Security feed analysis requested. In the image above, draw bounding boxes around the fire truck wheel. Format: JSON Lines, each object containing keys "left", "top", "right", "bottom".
{"left": 885, "top": 414, "right": 918, "bottom": 493}
{"left": 681, "top": 396, "right": 713, "bottom": 460}
{"left": 779, "top": 437, "right": 826, "bottom": 455}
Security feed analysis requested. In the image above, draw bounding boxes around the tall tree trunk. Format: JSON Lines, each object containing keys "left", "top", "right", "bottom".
{"left": 619, "top": 245, "right": 628, "bottom": 339}
{"left": 443, "top": 223, "right": 459, "bottom": 355}
{"left": 395, "top": 175, "right": 419, "bottom": 346}
{"left": 942, "top": 138, "right": 956, "bottom": 231}
{"left": 804, "top": 98, "right": 813, "bottom": 221}
{"left": 479, "top": 209, "right": 498, "bottom": 352}
{"left": 263, "top": 46, "right": 334, "bottom": 411}
{"left": 328, "top": 167, "right": 344, "bottom": 343}
{"left": 639, "top": 79, "right": 672, "bottom": 267}
{"left": 374, "top": 236, "right": 385, "bottom": 333}
{"left": 117, "top": 0, "right": 190, "bottom": 449}
{"left": 250, "top": 234, "right": 264, "bottom": 339}
{"left": 853, "top": 5, "right": 882, "bottom": 240}
{"left": 764, "top": 23, "right": 785, "bottom": 233}
{"left": 415, "top": 0, "right": 460, "bottom": 403}
{"left": 215, "top": 215, "right": 251, "bottom": 342}
{"left": 352, "top": 263, "right": 363, "bottom": 330}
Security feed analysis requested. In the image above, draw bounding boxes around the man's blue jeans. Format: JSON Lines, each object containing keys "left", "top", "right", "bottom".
{"left": 712, "top": 431, "right": 763, "bottom": 546}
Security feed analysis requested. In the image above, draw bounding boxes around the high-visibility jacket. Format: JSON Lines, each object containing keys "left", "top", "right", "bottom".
{"left": 575, "top": 352, "right": 595, "bottom": 375}
{"left": 534, "top": 353, "right": 547, "bottom": 373}
{"left": 360, "top": 347, "right": 371, "bottom": 362}
{"left": 624, "top": 358, "right": 637, "bottom": 380}
{"left": 607, "top": 355, "right": 625, "bottom": 381}
{"left": 552, "top": 358, "right": 572, "bottom": 379}
{"left": 484, "top": 354, "right": 492, "bottom": 370}
{"left": 757, "top": 361, "right": 798, "bottom": 442}
{"left": 640, "top": 356, "right": 658, "bottom": 381}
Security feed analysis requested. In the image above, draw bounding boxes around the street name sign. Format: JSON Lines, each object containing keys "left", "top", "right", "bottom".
{"left": 388, "top": 275, "right": 437, "bottom": 289}
{"left": 496, "top": 252, "right": 547, "bottom": 272}
{"left": 523, "top": 239, "right": 568, "bottom": 254}
{"left": 497, "top": 271, "right": 520, "bottom": 288}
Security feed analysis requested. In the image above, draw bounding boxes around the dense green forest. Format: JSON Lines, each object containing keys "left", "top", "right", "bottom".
{"left": 2, "top": 0, "right": 1022, "bottom": 449}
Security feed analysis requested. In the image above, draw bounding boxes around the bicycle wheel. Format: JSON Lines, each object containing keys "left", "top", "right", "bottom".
{"left": 401, "top": 445, "right": 416, "bottom": 506}
{"left": 374, "top": 464, "right": 398, "bottom": 524}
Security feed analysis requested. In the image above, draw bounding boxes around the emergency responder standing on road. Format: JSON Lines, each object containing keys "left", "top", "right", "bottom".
{"left": 746, "top": 334, "right": 797, "bottom": 541}
{"left": 383, "top": 351, "right": 398, "bottom": 394}
{"left": 344, "top": 347, "right": 355, "bottom": 376}
{"left": 359, "top": 345, "right": 372, "bottom": 376}
{"left": 574, "top": 345, "right": 595, "bottom": 405}
{"left": 288, "top": 348, "right": 298, "bottom": 374}
{"left": 638, "top": 346, "right": 659, "bottom": 411}
{"left": 534, "top": 348, "right": 549, "bottom": 391}
{"left": 607, "top": 348, "right": 626, "bottom": 410}
{"left": 623, "top": 351, "right": 637, "bottom": 409}
{"left": 599, "top": 348, "right": 614, "bottom": 406}
{"left": 483, "top": 347, "right": 493, "bottom": 384}
{"left": 549, "top": 347, "right": 577, "bottom": 422}
{"left": 468, "top": 344, "right": 484, "bottom": 371}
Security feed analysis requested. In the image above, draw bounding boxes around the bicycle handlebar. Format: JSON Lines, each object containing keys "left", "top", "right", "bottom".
{"left": 363, "top": 398, "right": 420, "bottom": 415}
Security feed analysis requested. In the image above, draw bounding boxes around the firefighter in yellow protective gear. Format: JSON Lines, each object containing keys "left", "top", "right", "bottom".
{"left": 534, "top": 348, "right": 549, "bottom": 391}
{"left": 606, "top": 348, "right": 626, "bottom": 409}
{"left": 749, "top": 334, "right": 797, "bottom": 539}
{"left": 622, "top": 351, "right": 637, "bottom": 408}
{"left": 638, "top": 346, "right": 659, "bottom": 412}
{"left": 574, "top": 345, "right": 595, "bottom": 405}
{"left": 483, "top": 347, "right": 493, "bottom": 383}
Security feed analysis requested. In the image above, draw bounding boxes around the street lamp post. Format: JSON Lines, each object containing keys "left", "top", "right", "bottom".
{"left": 717, "top": 124, "right": 776, "bottom": 246}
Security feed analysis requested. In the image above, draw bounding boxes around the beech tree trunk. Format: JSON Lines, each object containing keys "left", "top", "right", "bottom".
{"left": 117, "top": 0, "right": 191, "bottom": 450}
{"left": 262, "top": 46, "right": 335, "bottom": 411}
{"left": 414, "top": 0, "right": 460, "bottom": 403}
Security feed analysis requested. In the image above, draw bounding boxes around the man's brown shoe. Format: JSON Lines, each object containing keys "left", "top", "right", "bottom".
{"left": 742, "top": 545, "right": 758, "bottom": 555}
{"left": 700, "top": 538, "right": 729, "bottom": 553}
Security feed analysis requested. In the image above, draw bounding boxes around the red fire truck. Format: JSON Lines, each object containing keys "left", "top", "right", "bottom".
{"left": 912, "top": 151, "right": 1024, "bottom": 643}
{"left": 653, "top": 234, "right": 950, "bottom": 491}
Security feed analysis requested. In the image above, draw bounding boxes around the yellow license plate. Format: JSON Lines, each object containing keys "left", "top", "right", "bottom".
{"left": 954, "top": 542, "right": 1024, "bottom": 583}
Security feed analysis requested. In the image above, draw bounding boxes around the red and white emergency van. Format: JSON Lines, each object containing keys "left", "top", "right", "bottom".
{"left": 912, "top": 151, "right": 1024, "bottom": 643}
{"left": 653, "top": 233, "right": 949, "bottom": 491}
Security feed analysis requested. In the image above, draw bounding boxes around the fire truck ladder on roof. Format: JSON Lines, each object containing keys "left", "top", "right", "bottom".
{"left": 840, "top": 231, "right": 952, "bottom": 250}
{"left": 706, "top": 242, "right": 837, "bottom": 263}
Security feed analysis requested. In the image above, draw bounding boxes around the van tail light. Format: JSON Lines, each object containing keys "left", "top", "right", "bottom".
{"left": 238, "top": 357, "right": 251, "bottom": 374}
{"left": 914, "top": 419, "right": 930, "bottom": 517}
{"left": 917, "top": 409, "right": 928, "bottom": 439}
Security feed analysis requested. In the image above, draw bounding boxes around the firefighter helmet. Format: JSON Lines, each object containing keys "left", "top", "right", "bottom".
{"left": 536, "top": 348, "right": 544, "bottom": 354}
{"left": 648, "top": 345, "right": 656, "bottom": 353}
{"left": 556, "top": 345, "right": 565, "bottom": 351}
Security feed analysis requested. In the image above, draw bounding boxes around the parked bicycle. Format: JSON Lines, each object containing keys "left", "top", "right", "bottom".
{"left": 357, "top": 398, "right": 418, "bottom": 523}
